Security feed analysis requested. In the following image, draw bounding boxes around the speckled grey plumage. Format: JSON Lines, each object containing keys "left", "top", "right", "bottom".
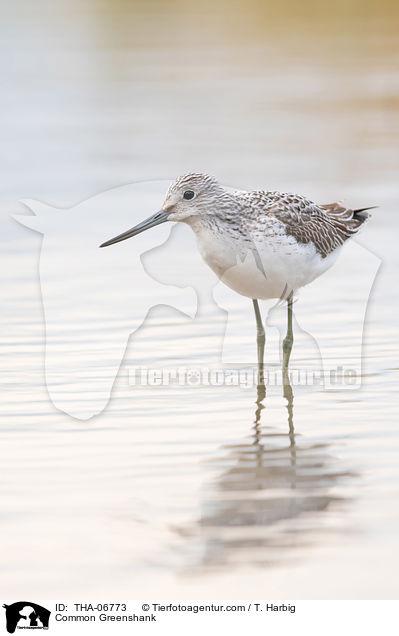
{"left": 169, "top": 173, "right": 371, "bottom": 259}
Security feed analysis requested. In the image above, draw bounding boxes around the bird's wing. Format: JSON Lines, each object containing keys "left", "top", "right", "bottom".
{"left": 242, "top": 192, "right": 372, "bottom": 258}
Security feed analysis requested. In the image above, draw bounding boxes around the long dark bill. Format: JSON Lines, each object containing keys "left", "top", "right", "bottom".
{"left": 99, "top": 210, "right": 169, "bottom": 248}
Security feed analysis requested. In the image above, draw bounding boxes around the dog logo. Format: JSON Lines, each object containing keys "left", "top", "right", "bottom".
{"left": 2, "top": 602, "right": 50, "bottom": 633}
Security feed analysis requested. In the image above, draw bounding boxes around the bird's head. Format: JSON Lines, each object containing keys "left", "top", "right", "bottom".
{"left": 99, "top": 173, "right": 224, "bottom": 248}
{"left": 162, "top": 173, "right": 224, "bottom": 221}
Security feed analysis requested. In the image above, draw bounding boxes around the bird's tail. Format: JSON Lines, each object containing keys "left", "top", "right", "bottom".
{"left": 353, "top": 205, "right": 377, "bottom": 224}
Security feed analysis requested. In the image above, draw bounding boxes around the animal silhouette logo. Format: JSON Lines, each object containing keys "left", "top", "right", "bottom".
{"left": 13, "top": 179, "right": 381, "bottom": 420}
{"left": 2, "top": 602, "right": 50, "bottom": 633}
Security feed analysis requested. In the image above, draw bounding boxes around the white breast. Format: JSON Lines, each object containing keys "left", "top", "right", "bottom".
{"left": 188, "top": 217, "right": 340, "bottom": 300}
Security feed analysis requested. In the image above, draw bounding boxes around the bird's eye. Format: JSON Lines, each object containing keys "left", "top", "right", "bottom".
{"left": 183, "top": 190, "right": 195, "bottom": 200}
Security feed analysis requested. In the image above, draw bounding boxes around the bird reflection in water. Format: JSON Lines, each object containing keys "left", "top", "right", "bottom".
{"left": 181, "top": 339, "right": 355, "bottom": 569}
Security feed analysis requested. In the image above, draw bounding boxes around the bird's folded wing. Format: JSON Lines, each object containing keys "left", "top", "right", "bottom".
{"left": 262, "top": 193, "right": 368, "bottom": 258}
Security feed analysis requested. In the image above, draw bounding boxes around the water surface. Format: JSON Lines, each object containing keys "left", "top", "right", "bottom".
{"left": 0, "top": 0, "right": 398, "bottom": 598}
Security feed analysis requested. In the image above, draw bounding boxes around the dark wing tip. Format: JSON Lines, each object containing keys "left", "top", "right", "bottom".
{"left": 354, "top": 205, "right": 378, "bottom": 215}
{"left": 353, "top": 205, "right": 377, "bottom": 226}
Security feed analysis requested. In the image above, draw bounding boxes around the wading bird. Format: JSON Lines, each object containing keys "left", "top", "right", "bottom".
{"left": 100, "top": 174, "right": 372, "bottom": 371}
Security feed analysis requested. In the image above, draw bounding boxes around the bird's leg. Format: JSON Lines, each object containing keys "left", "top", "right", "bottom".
{"left": 282, "top": 291, "right": 294, "bottom": 370}
{"left": 282, "top": 364, "right": 296, "bottom": 482}
{"left": 252, "top": 299, "right": 265, "bottom": 387}
{"left": 282, "top": 293, "right": 295, "bottom": 475}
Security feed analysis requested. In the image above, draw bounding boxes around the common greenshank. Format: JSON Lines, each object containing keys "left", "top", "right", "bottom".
{"left": 100, "top": 174, "right": 373, "bottom": 370}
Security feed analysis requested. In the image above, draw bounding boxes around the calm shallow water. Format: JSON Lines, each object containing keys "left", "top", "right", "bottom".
{"left": 1, "top": 0, "right": 399, "bottom": 598}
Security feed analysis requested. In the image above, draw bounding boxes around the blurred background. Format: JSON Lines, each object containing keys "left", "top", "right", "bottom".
{"left": 1, "top": 0, "right": 398, "bottom": 203}
{"left": 0, "top": 0, "right": 398, "bottom": 598}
